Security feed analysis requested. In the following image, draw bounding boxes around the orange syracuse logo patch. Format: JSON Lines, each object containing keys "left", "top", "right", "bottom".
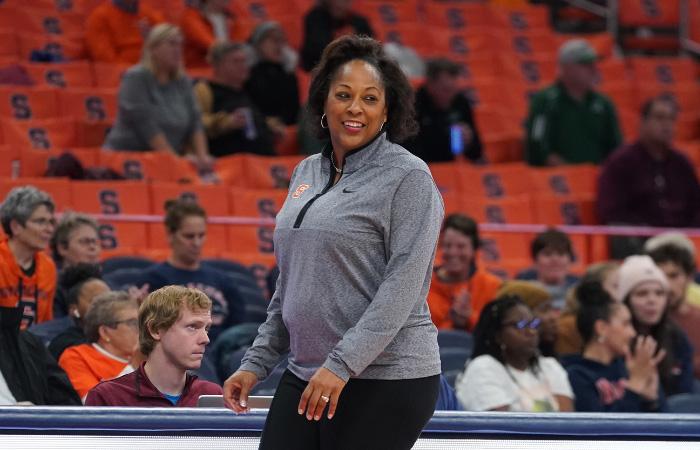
{"left": 292, "top": 184, "right": 310, "bottom": 198}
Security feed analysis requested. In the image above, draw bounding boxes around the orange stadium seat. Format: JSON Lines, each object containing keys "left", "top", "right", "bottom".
{"left": 214, "top": 154, "right": 245, "bottom": 185}
{"left": 92, "top": 62, "right": 130, "bottom": 89}
{"left": 595, "top": 59, "right": 629, "bottom": 87}
{"left": 229, "top": 189, "right": 286, "bottom": 254}
{"left": 98, "top": 151, "right": 194, "bottom": 182}
{"left": 469, "top": 79, "right": 529, "bottom": 119}
{"left": 460, "top": 163, "right": 531, "bottom": 198}
{"left": 440, "top": 191, "right": 464, "bottom": 215}
{"left": 0, "top": 146, "right": 19, "bottom": 177}
{"left": 619, "top": 0, "right": 680, "bottom": 27}
{"left": 242, "top": 154, "right": 304, "bottom": 189}
{"left": 528, "top": 165, "right": 598, "bottom": 196}
{"left": 425, "top": 3, "right": 493, "bottom": 31}
{"left": 472, "top": 108, "right": 525, "bottom": 163}
{"left": 479, "top": 231, "right": 531, "bottom": 266}
{"left": 0, "top": 28, "right": 18, "bottom": 59}
{"left": 360, "top": 0, "right": 419, "bottom": 30}
{"left": 70, "top": 181, "right": 151, "bottom": 252}
{"left": 148, "top": 183, "right": 232, "bottom": 251}
{"left": 499, "top": 55, "right": 557, "bottom": 89}
{"left": 599, "top": 82, "right": 638, "bottom": 113}
{"left": 500, "top": 30, "right": 560, "bottom": 57}
{"left": 17, "top": 148, "right": 52, "bottom": 177}
{"left": 0, "top": 177, "right": 71, "bottom": 210}
{"left": 0, "top": 86, "right": 59, "bottom": 120}
{"left": 428, "top": 162, "right": 460, "bottom": 194}
{"left": 1, "top": 118, "right": 77, "bottom": 150}
{"left": 24, "top": 61, "right": 94, "bottom": 88}
{"left": 616, "top": 107, "right": 640, "bottom": 141}
{"left": 491, "top": 5, "right": 551, "bottom": 31}
{"left": 463, "top": 195, "right": 534, "bottom": 224}
{"left": 532, "top": 194, "right": 597, "bottom": 225}
{"left": 428, "top": 29, "right": 499, "bottom": 60}
{"left": 9, "top": 8, "right": 85, "bottom": 37}
{"left": 58, "top": 88, "right": 117, "bottom": 121}
{"left": 74, "top": 119, "right": 112, "bottom": 147}
{"left": 629, "top": 57, "right": 698, "bottom": 86}
{"left": 17, "top": 33, "right": 85, "bottom": 61}
{"left": 230, "top": 0, "right": 296, "bottom": 22}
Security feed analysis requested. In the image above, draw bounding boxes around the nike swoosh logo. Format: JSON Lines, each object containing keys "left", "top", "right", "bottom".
{"left": 342, "top": 188, "right": 356, "bottom": 193}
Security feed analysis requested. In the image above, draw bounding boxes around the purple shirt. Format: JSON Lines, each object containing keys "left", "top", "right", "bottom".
{"left": 597, "top": 141, "right": 700, "bottom": 227}
{"left": 85, "top": 362, "right": 222, "bottom": 407}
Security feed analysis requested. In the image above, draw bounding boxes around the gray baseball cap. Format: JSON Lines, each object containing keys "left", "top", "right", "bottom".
{"left": 558, "top": 39, "right": 597, "bottom": 64}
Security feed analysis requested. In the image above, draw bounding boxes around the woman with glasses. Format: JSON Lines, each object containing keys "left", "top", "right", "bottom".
{"left": 59, "top": 291, "right": 139, "bottom": 402}
{"left": 455, "top": 295, "right": 574, "bottom": 412}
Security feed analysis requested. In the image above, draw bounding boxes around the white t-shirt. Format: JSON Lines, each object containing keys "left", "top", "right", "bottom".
{"left": 455, "top": 354, "right": 574, "bottom": 412}
{"left": 206, "top": 13, "right": 229, "bottom": 41}
{"left": 0, "top": 369, "right": 17, "bottom": 406}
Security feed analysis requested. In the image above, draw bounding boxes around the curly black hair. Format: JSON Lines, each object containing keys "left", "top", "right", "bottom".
{"left": 575, "top": 279, "right": 617, "bottom": 344}
{"left": 306, "top": 34, "right": 418, "bottom": 143}
{"left": 472, "top": 295, "right": 540, "bottom": 372}
{"left": 60, "top": 263, "right": 103, "bottom": 307}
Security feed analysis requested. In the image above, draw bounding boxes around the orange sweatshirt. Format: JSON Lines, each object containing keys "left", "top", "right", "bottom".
{"left": 0, "top": 239, "right": 55, "bottom": 329}
{"left": 59, "top": 343, "right": 132, "bottom": 400}
{"left": 85, "top": 2, "right": 164, "bottom": 64}
{"left": 180, "top": 7, "right": 244, "bottom": 68}
{"left": 427, "top": 267, "right": 502, "bottom": 332}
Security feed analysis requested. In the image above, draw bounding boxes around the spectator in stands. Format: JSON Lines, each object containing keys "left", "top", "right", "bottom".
{"left": 564, "top": 280, "right": 664, "bottom": 412}
{"left": 646, "top": 235, "right": 700, "bottom": 379}
{"left": 103, "top": 24, "right": 213, "bottom": 171}
{"left": 86, "top": 0, "right": 164, "bottom": 64}
{"left": 135, "top": 199, "right": 246, "bottom": 342}
{"left": 59, "top": 291, "right": 139, "bottom": 402}
{"left": 0, "top": 305, "right": 80, "bottom": 406}
{"left": 180, "top": 0, "right": 245, "bottom": 68}
{"left": 194, "top": 42, "right": 274, "bottom": 157}
{"left": 86, "top": 286, "right": 222, "bottom": 406}
{"left": 556, "top": 262, "right": 619, "bottom": 355}
{"left": 516, "top": 228, "right": 579, "bottom": 310}
{"left": 48, "top": 264, "right": 110, "bottom": 361}
{"left": 29, "top": 263, "right": 109, "bottom": 348}
{"left": 427, "top": 214, "right": 502, "bottom": 332}
{"left": 618, "top": 255, "right": 693, "bottom": 396}
{"left": 645, "top": 232, "right": 700, "bottom": 308}
{"left": 526, "top": 39, "right": 621, "bottom": 166}
{"left": 0, "top": 186, "right": 57, "bottom": 330}
{"left": 497, "top": 281, "right": 558, "bottom": 357}
{"left": 597, "top": 95, "right": 700, "bottom": 228}
{"left": 246, "top": 21, "right": 301, "bottom": 127}
{"left": 300, "top": 0, "right": 374, "bottom": 71}
{"left": 455, "top": 296, "right": 574, "bottom": 412}
{"left": 407, "top": 58, "right": 483, "bottom": 163}
{"left": 50, "top": 212, "right": 101, "bottom": 317}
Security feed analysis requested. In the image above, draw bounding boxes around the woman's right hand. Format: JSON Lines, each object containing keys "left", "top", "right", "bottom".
{"left": 223, "top": 370, "right": 259, "bottom": 413}
{"left": 449, "top": 290, "right": 472, "bottom": 328}
{"left": 625, "top": 335, "right": 666, "bottom": 400}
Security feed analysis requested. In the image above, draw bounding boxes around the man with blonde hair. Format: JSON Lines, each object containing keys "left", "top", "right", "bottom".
{"left": 86, "top": 286, "right": 222, "bottom": 406}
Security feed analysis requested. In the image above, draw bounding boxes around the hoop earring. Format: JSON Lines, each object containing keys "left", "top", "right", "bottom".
{"left": 380, "top": 120, "right": 386, "bottom": 132}
{"left": 320, "top": 113, "right": 328, "bottom": 129}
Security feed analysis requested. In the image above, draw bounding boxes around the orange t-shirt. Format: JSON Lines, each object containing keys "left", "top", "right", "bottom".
{"left": 86, "top": 2, "right": 164, "bottom": 64}
{"left": 179, "top": 7, "right": 245, "bottom": 68}
{"left": 427, "top": 267, "right": 503, "bottom": 332}
{"left": 0, "top": 239, "right": 55, "bottom": 329}
{"left": 59, "top": 343, "right": 132, "bottom": 400}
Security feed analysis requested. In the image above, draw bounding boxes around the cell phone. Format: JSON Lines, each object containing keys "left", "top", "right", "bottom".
{"left": 197, "top": 395, "right": 273, "bottom": 409}
{"left": 450, "top": 124, "right": 464, "bottom": 156}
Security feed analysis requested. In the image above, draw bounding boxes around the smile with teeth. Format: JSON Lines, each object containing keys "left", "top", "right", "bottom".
{"left": 343, "top": 121, "right": 365, "bottom": 128}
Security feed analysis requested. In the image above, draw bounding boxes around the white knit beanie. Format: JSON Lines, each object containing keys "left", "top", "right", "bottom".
{"left": 617, "top": 255, "right": 669, "bottom": 301}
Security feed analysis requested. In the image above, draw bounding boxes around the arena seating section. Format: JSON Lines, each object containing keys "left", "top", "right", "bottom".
{"left": 0, "top": 0, "right": 699, "bottom": 284}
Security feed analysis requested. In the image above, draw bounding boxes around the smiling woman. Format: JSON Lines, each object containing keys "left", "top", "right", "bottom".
{"left": 224, "top": 35, "right": 444, "bottom": 450}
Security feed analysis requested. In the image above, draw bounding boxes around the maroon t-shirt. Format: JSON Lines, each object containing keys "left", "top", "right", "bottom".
{"left": 85, "top": 362, "right": 222, "bottom": 407}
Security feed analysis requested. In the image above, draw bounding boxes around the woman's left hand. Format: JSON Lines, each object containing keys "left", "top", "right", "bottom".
{"left": 298, "top": 367, "right": 347, "bottom": 421}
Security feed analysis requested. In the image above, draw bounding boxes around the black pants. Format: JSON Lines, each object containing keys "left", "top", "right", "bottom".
{"left": 259, "top": 370, "right": 440, "bottom": 450}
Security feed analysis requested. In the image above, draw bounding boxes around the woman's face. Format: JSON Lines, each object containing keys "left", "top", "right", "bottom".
{"left": 101, "top": 305, "right": 139, "bottom": 358}
{"left": 600, "top": 304, "right": 636, "bottom": 357}
{"left": 602, "top": 267, "right": 620, "bottom": 301}
{"left": 534, "top": 248, "right": 571, "bottom": 286}
{"left": 628, "top": 280, "right": 668, "bottom": 327}
{"left": 324, "top": 59, "right": 387, "bottom": 154}
{"left": 59, "top": 224, "right": 101, "bottom": 266}
{"left": 152, "top": 34, "right": 183, "bottom": 74}
{"left": 13, "top": 205, "right": 55, "bottom": 252}
{"left": 440, "top": 227, "right": 474, "bottom": 277}
{"left": 169, "top": 215, "right": 207, "bottom": 266}
{"left": 258, "top": 28, "right": 285, "bottom": 63}
{"left": 499, "top": 304, "right": 539, "bottom": 361}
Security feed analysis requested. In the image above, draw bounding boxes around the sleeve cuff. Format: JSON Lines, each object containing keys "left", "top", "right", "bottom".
{"left": 238, "top": 361, "right": 268, "bottom": 381}
{"left": 322, "top": 354, "right": 352, "bottom": 383}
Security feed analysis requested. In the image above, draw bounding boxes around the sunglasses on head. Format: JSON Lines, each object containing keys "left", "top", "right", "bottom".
{"left": 502, "top": 317, "right": 541, "bottom": 330}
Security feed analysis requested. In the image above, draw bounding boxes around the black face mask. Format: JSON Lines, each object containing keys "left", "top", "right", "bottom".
{"left": 0, "top": 306, "right": 23, "bottom": 333}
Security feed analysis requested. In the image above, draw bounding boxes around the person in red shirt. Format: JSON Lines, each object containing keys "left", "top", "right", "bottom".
{"left": 0, "top": 186, "right": 57, "bottom": 330}
{"left": 86, "top": 285, "right": 222, "bottom": 406}
{"left": 427, "top": 214, "right": 502, "bottom": 331}
{"left": 86, "top": 0, "right": 164, "bottom": 64}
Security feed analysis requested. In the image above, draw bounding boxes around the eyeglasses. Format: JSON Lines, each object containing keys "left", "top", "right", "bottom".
{"left": 503, "top": 318, "right": 541, "bottom": 330}
{"left": 75, "top": 237, "right": 100, "bottom": 247}
{"left": 109, "top": 318, "right": 138, "bottom": 329}
{"left": 27, "top": 218, "right": 57, "bottom": 228}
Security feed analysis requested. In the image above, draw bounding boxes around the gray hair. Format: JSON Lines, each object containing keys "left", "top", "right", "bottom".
{"left": 50, "top": 211, "right": 99, "bottom": 265}
{"left": 83, "top": 291, "right": 137, "bottom": 343}
{"left": 207, "top": 41, "right": 251, "bottom": 67}
{"left": 0, "top": 186, "right": 55, "bottom": 237}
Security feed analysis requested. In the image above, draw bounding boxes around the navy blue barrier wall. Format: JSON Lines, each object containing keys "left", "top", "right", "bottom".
{"left": 1, "top": 408, "right": 700, "bottom": 449}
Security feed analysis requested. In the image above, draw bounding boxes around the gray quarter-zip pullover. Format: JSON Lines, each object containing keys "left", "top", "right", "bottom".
{"left": 239, "top": 133, "right": 444, "bottom": 382}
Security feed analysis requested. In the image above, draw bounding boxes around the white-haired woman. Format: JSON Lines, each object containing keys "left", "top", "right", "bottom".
{"left": 103, "top": 23, "right": 212, "bottom": 170}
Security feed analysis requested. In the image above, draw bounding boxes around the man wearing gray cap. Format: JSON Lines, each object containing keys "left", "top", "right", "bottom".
{"left": 525, "top": 39, "right": 621, "bottom": 166}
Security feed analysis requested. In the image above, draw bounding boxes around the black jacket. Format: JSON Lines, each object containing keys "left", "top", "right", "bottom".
{"left": 0, "top": 306, "right": 80, "bottom": 405}
{"left": 246, "top": 61, "right": 300, "bottom": 125}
